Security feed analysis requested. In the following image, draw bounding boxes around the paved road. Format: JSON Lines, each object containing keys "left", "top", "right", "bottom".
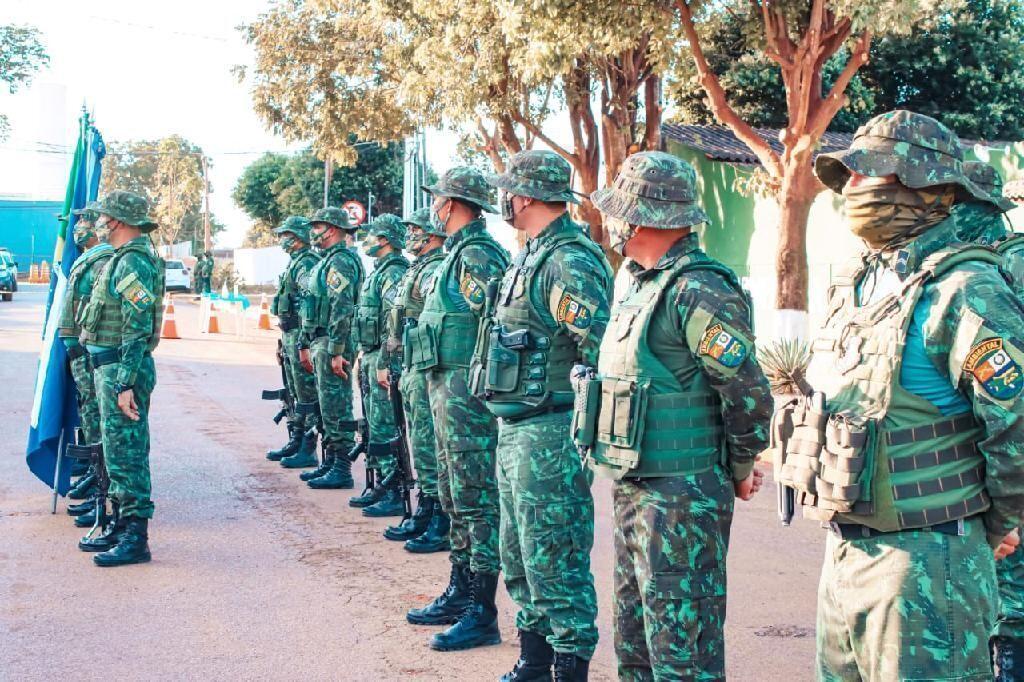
{"left": 0, "top": 284, "right": 823, "bottom": 680}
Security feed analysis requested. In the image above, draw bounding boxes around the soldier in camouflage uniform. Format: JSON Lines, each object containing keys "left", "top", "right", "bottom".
{"left": 773, "top": 110, "right": 1024, "bottom": 680}
{"left": 299, "top": 207, "right": 365, "bottom": 490}
{"left": 348, "top": 213, "right": 409, "bottom": 517}
{"left": 75, "top": 191, "right": 166, "bottom": 566}
{"left": 479, "top": 151, "right": 611, "bottom": 681}
{"left": 405, "top": 168, "right": 510, "bottom": 652}
{"left": 378, "top": 207, "right": 451, "bottom": 549}
{"left": 580, "top": 152, "right": 771, "bottom": 680}
{"left": 270, "top": 216, "right": 321, "bottom": 469}
{"left": 194, "top": 253, "right": 212, "bottom": 294}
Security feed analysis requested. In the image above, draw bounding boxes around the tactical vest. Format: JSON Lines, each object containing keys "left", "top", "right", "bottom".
{"left": 407, "top": 232, "right": 509, "bottom": 371}
{"left": 777, "top": 245, "right": 999, "bottom": 531}
{"left": 481, "top": 227, "right": 610, "bottom": 419}
{"left": 586, "top": 251, "right": 736, "bottom": 479}
{"left": 58, "top": 245, "right": 114, "bottom": 337}
{"left": 393, "top": 248, "right": 444, "bottom": 369}
{"left": 995, "top": 234, "right": 1024, "bottom": 295}
{"left": 303, "top": 244, "right": 364, "bottom": 331}
{"left": 79, "top": 240, "right": 166, "bottom": 349}
{"left": 277, "top": 249, "right": 319, "bottom": 331}
{"left": 355, "top": 252, "right": 408, "bottom": 352}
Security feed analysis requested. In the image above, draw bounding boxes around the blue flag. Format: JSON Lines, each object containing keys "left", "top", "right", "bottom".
{"left": 26, "top": 110, "right": 105, "bottom": 494}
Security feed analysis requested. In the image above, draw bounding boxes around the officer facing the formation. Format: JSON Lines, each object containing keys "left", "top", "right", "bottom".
{"left": 581, "top": 151, "right": 772, "bottom": 680}
{"left": 405, "top": 167, "right": 510, "bottom": 651}
{"left": 194, "top": 252, "right": 213, "bottom": 295}
{"left": 953, "top": 162, "right": 1024, "bottom": 679}
{"left": 376, "top": 207, "right": 450, "bottom": 550}
{"left": 773, "top": 109, "right": 1024, "bottom": 680}
{"left": 481, "top": 150, "right": 611, "bottom": 681}
{"left": 268, "top": 216, "right": 320, "bottom": 469}
{"left": 76, "top": 190, "right": 167, "bottom": 567}
{"left": 299, "top": 207, "right": 365, "bottom": 490}
{"left": 349, "top": 213, "right": 409, "bottom": 517}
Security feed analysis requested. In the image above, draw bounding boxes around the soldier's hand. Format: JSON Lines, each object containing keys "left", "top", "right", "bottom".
{"left": 117, "top": 388, "right": 140, "bottom": 422}
{"left": 376, "top": 368, "right": 390, "bottom": 389}
{"left": 299, "top": 348, "right": 313, "bottom": 373}
{"left": 331, "top": 355, "right": 350, "bottom": 379}
{"left": 996, "top": 529, "right": 1021, "bottom": 561}
{"left": 734, "top": 468, "right": 764, "bottom": 501}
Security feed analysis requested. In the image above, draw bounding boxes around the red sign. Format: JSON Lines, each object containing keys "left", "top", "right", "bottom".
{"left": 343, "top": 200, "right": 367, "bottom": 226}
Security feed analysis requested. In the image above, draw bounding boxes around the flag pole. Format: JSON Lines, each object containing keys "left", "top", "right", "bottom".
{"left": 51, "top": 430, "right": 65, "bottom": 513}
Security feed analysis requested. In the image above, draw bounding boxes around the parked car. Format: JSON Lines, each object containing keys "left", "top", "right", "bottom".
{"left": 164, "top": 259, "right": 192, "bottom": 293}
{"left": 0, "top": 249, "right": 18, "bottom": 301}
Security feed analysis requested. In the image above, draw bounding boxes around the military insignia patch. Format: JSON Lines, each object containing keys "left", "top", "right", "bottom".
{"left": 964, "top": 337, "right": 1024, "bottom": 400}
{"left": 698, "top": 323, "right": 748, "bottom": 368}
{"left": 116, "top": 273, "right": 155, "bottom": 312}
{"left": 460, "top": 273, "right": 485, "bottom": 305}
{"left": 326, "top": 267, "right": 348, "bottom": 294}
{"left": 383, "top": 283, "right": 398, "bottom": 304}
{"left": 556, "top": 292, "right": 592, "bottom": 330}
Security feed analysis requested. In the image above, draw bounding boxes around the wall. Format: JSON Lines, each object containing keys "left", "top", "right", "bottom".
{"left": 0, "top": 199, "right": 63, "bottom": 268}
{"left": 233, "top": 246, "right": 290, "bottom": 285}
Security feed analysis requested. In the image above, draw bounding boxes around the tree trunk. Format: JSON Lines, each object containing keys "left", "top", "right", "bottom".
{"left": 774, "top": 156, "right": 818, "bottom": 312}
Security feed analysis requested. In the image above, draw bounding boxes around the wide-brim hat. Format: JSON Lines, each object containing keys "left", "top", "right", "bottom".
{"left": 94, "top": 191, "right": 159, "bottom": 232}
{"left": 273, "top": 216, "right": 312, "bottom": 240}
{"left": 310, "top": 206, "right": 356, "bottom": 232}
{"left": 591, "top": 151, "right": 709, "bottom": 229}
{"left": 422, "top": 166, "right": 498, "bottom": 213}
{"left": 485, "top": 150, "right": 580, "bottom": 204}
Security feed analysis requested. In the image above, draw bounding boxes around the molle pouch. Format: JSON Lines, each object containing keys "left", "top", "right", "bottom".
{"left": 816, "top": 413, "right": 876, "bottom": 512}
{"left": 596, "top": 378, "right": 649, "bottom": 452}
{"left": 406, "top": 323, "right": 439, "bottom": 371}
{"left": 484, "top": 327, "right": 522, "bottom": 394}
{"left": 777, "top": 393, "right": 828, "bottom": 498}
{"left": 300, "top": 295, "right": 314, "bottom": 321}
{"left": 79, "top": 299, "right": 101, "bottom": 331}
{"left": 571, "top": 371, "right": 600, "bottom": 450}
{"left": 358, "top": 316, "right": 379, "bottom": 348}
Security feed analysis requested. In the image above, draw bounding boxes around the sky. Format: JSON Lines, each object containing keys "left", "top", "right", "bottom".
{"left": 0, "top": 0, "right": 464, "bottom": 248}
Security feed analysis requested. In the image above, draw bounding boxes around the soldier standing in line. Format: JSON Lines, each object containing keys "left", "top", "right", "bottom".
{"left": 348, "top": 214, "right": 409, "bottom": 517}
{"left": 581, "top": 152, "right": 771, "bottom": 679}
{"left": 377, "top": 207, "right": 451, "bottom": 550}
{"left": 482, "top": 150, "right": 612, "bottom": 681}
{"left": 76, "top": 191, "right": 167, "bottom": 566}
{"left": 404, "top": 168, "right": 510, "bottom": 652}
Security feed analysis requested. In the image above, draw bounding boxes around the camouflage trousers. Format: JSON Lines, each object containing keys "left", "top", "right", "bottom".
{"left": 817, "top": 516, "right": 996, "bottom": 681}
{"left": 310, "top": 336, "right": 356, "bottom": 453}
{"left": 613, "top": 467, "right": 734, "bottom": 682}
{"left": 995, "top": 543, "right": 1024, "bottom": 679}
{"left": 498, "top": 411, "right": 598, "bottom": 658}
{"left": 429, "top": 367, "right": 500, "bottom": 574}
{"left": 70, "top": 353, "right": 102, "bottom": 445}
{"left": 94, "top": 354, "right": 157, "bottom": 520}
{"left": 399, "top": 368, "right": 438, "bottom": 496}
{"left": 283, "top": 329, "right": 319, "bottom": 431}
{"left": 362, "top": 349, "right": 397, "bottom": 478}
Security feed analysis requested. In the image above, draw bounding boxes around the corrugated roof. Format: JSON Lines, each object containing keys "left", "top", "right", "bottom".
{"left": 662, "top": 123, "right": 852, "bottom": 164}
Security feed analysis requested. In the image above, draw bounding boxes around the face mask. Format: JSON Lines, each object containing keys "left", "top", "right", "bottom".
{"left": 74, "top": 223, "right": 95, "bottom": 249}
{"left": 500, "top": 190, "right": 516, "bottom": 225}
{"left": 309, "top": 228, "right": 329, "bottom": 249}
{"left": 280, "top": 236, "right": 298, "bottom": 252}
{"left": 362, "top": 233, "right": 384, "bottom": 257}
{"left": 406, "top": 228, "right": 429, "bottom": 254}
{"left": 843, "top": 183, "right": 955, "bottom": 249}
{"left": 94, "top": 216, "right": 112, "bottom": 242}
{"left": 431, "top": 199, "right": 451, "bottom": 234}
{"left": 605, "top": 214, "right": 636, "bottom": 256}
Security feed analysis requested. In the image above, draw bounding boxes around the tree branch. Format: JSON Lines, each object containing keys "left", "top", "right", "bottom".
{"left": 810, "top": 29, "right": 872, "bottom": 138}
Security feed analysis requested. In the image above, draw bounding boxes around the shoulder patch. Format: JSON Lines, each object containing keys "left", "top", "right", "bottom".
{"left": 115, "top": 272, "right": 156, "bottom": 312}
{"left": 383, "top": 282, "right": 398, "bottom": 305}
{"left": 460, "top": 272, "right": 485, "bottom": 305}
{"left": 326, "top": 266, "right": 349, "bottom": 294}
{"left": 556, "top": 292, "right": 593, "bottom": 330}
{"left": 698, "top": 323, "right": 748, "bottom": 368}
{"left": 964, "top": 337, "right": 1024, "bottom": 400}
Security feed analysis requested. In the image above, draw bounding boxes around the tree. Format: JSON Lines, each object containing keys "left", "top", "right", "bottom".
{"left": 0, "top": 25, "right": 49, "bottom": 140}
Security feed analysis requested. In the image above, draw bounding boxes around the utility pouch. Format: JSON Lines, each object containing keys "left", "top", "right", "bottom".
{"left": 571, "top": 370, "right": 600, "bottom": 450}
{"left": 773, "top": 392, "right": 827, "bottom": 498}
{"left": 815, "top": 413, "right": 876, "bottom": 512}
{"left": 596, "top": 378, "right": 648, "bottom": 452}
{"left": 406, "top": 323, "right": 439, "bottom": 371}
{"left": 484, "top": 326, "right": 522, "bottom": 394}
{"left": 357, "top": 315, "right": 380, "bottom": 348}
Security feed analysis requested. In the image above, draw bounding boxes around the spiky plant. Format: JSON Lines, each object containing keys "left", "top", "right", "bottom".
{"left": 758, "top": 339, "right": 812, "bottom": 397}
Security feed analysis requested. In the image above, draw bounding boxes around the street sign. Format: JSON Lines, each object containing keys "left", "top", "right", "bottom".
{"left": 343, "top": 200, "right": 367, "bottom": 226}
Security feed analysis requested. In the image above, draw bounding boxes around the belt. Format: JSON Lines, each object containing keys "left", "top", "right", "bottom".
{"left": 66, "top": 345, "right": 89, "bottom": 362}
{"left": 279, "top": 317, "right": 299, "bottom": 332}
{"left": 90, "top": 348, "right": 120, "bottom": 368}
{"left": 501, "top": 404, "right": 573, "bottom": 425}
{"left": 830, "top": 518, "right": 965, "bottom": 540}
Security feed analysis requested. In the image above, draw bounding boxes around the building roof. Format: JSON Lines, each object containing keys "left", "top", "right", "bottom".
{"left": 1006, "top": 178, "right": 1024, "bottom": 202}
{"left": 662, "top": 123, "right": 853, "bottom": 164}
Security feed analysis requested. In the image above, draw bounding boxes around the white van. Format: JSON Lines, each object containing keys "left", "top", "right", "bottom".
{"left": 164, "top": 259, "right": 192, "bottom": 292}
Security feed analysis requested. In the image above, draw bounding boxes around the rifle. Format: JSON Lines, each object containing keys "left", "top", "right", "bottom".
{"left": 262, "top": 339, "right": 293, "bottom": 425}
{"left": 348, "top": 361, "right": 374, "bottom": 492}
{"left": 67, "top": 438, "right": 111, "bottom": 540}
{"left": 388, "top": 364, "right": 415, "bottom": 522}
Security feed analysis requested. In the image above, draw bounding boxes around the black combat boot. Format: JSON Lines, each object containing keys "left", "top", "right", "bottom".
{"left": 407, "top": 563, "right": 472, "bottom": 625}
{"left": 301, "top": 443, "right": 333, "bottom": 482}
{"left": 74, "top": 508, "right": 98, "bottom": 528}
{"left": 67, "top": 497, "right": 97, "bottom": 516}
{"left": 349, "top": 460, "right": 388, "bottom": 508}
{"left": 93, "top": 517, "right": 151, "bottom": 567}
{"left": 501, "top": 630, "right": 555, "bottom": 682}
{"left": 994, "top": 635, "right": 1024, "bottom": 681}
{"left": 552, "top": 654, "right": 589, "bottom": 682}
{"left": 430, "top": 572, "right": 501, "bottom": 651}
{"left": 70, "top": 458, "right": 90, "bottom": 477}
{"left": 405, "top": 502, "right": 451, "bottom": 554}
{"left": 267, "top": 420, "right": 302, "bottom": 461}
{"left": 307, "top": 447, "right": 355, "bottom": 489}
{"left": 67, "top": 470, "right": 97, "bottom": 500}
{"left": 363, "top": 472, "right": 405, "bottom": 517}
{"left": 280, "top": 429, "right": 319, "bottom": 468}
{"left": 79, "top": 503, "right": 121, "bottom": 552}
{"left": 385, "top": 492, "right": 433, "bottom": 541}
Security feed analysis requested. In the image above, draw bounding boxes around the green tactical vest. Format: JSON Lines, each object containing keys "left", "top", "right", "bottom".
{"left": 355, "top": 252, "right": 408, "bottom": 352}
{"left": 303, "top": 244, "right": 364, "bottom": 331}
{"left": 590, "top": 251, "right": 736, "bottom": 479}
{"left": 79, "top": 240, "right": 166, "bottom": 349}
{"left": 796, "top": 245, "right": 999, "bottom": 531}
{"left": 58, "top": 245, "right": 114, "bottom": 338}
{"left": 481, "top": 227, "right": 610, "bottom": 419}
{"left": 393, "top": 248, "right": 444, "bottom": 368}
{"left": 407, "top": 232, "right": 510, "bottom": 371}
{"left": 277, "top": 248, "right": 319, "bottom": 329}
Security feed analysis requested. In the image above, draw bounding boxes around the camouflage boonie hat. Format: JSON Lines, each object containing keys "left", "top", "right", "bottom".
{"left": 963, "top": 161, "right": 1009, "bottom": 208}
{"left": 422, "top": 166, "right": 497, "bottom": 213}
{"left": 486, "top": 150, "right": 580, "bottom": 204}
{"left": 273, "top": 215, "right": 312, "bottom": 241}
{"left": 815, "top": 110, "right": 1013, "bottom": 210}
{"left": 367, "top": 213, "right": 407, "bottom": 249}
{"left": 93, "top": 190, "right": 158, "bottom": 232}
{"left": 403, "top": 206, "right": 443, "bottom": 236}
{"left": 310, "top": 206, "right": 354, "bottom": 231}
{"left": 71, "top": 201, "right": 100, "bottom": 223}
{"left": 591, "top": 151, "right": 709, "bottom": 229}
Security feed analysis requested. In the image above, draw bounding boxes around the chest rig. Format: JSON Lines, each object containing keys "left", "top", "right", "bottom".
{"left": 355, "top": 253, "right": 408, "bottom": 352}
{"left": 277, "top": 249, "right": 318, "bottom": 331}
{"left": 79, "top": 241, "right": 165, "bottom": 350}
{"left": 59, "top": 245, "right": 114, "bottom": 337}
{"left": 391, "top": 249, "right": 444, "bottom": 369}
{"left": 304, "top": 245, "right": 364, "bottom": 333}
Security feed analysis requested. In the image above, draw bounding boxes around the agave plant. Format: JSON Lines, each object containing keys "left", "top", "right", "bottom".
{"left": 758, "top": 339, "right": 812, "bottom": 397}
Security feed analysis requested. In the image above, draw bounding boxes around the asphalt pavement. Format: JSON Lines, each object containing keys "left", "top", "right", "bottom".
{"left": 0, "top": 283, "right": 823, "bottom": 680}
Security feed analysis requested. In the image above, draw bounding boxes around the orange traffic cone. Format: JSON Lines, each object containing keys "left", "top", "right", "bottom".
{"left": 257, "top": 293, "right": 272, "bottom": 330}
{"left": 160, "top": 296, "right": 180, "bottom": 339}
{"left": 40, "top": 260, "right": 51, "bottom": 281}
{"left": 28, "top": 263, "right": 39, "bottom": 283}
{"left": 205, "top": 301, "right": 221, "bottom": 334}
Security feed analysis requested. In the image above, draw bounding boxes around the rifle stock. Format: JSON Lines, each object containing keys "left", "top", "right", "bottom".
{"left": 388, "top": 366, "right": 415, "bottom": 521}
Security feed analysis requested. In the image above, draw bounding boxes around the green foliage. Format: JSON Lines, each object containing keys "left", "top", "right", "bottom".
{"left": 0, "top": 24, "right": 49, "bottom": 140}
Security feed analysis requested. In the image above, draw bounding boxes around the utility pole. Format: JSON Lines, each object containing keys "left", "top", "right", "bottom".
{"left": 201, "top": 155, "right": 211, "bottom": 253}
{"left": 323, "top": 158, "right": 333, "bottom": 209}
{"left": 367, "top": 191, "right": 376, "bottom": 222}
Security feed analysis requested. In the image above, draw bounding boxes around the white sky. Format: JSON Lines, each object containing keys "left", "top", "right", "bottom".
{"left": 0, "top": 0, "right": 465, "bottom": 248}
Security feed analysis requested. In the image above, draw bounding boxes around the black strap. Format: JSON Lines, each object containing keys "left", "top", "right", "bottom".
{"left": 886, "top": 414, "right": 977, "bottom": 446}
{"left": 66, "top": 345, "right": 89, "bottom": 362}
{"left": 262, "top": 388, "right": 287, "bottom": 401}
{"left": 90, "top": 348, "right": 120, "bottom": 368}
{"left": 834, "top": 518, "right": 964, "bottom": 540}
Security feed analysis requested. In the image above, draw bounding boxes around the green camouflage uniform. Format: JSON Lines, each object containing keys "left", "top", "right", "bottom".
{"left": 787, "top": 110, "right": 1024, "bottom": 681}
{"left": 481, "top": 151, "right": 611, "bottom": 660}
{"left": 300, "top": 208, "right": 364, "bottom": 456}
{"left": 585, "top": 152, "right": 772, "bottom": 681}
{"left": 78, "top": 191, "right": 165, "bottom": 521}
{"left": 409, "top": 167, "right": 509, "bottom": 575}
{"left": 356, "top": 214, "right": 408, "bottom": 476}
{"left": 195, "top": 254, "right": 212, "bottom": 294}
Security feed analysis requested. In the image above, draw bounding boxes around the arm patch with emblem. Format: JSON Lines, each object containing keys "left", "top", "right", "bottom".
{"left": 115, "top": 272, "right": 155, "bottom": 312}
{"left": 460, "top": 272, "right": 485, "bottom": 305}
{"left": 326, "top": 266, "right": 349, "bottom": 294}
{"left": 964, "top": 337, "right": 1024, "bottom": 400}
{"left": 698, "top": 322, "right": 748, "bottom": 368}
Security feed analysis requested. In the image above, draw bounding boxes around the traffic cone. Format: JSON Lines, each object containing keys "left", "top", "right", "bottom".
{"left": 206, "top": 301, "right": 221, "bottom": 334}
{"left": 40, "top": 260, "right": 50, "bottom": 281}
{"left": 160, "top": 296, "right": 180, "bottom": 339}
{"left": 28, "top": 263, "right": 39, "bottom": 282}
{"left": 257, "top": 293, "right": 272, "bottom": 330}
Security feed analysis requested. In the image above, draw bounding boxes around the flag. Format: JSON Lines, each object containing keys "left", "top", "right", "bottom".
{"left": 26, "top": 109, "right": 105, "bottom": 494}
